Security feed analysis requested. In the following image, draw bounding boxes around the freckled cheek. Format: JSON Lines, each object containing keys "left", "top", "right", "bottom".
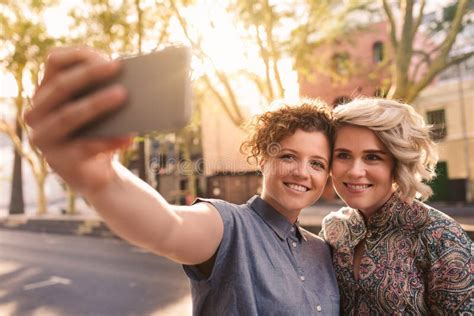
{"left": 314, "top": 174, "right": 329, "bottom": 190}
{"left": 274, "top": 162, "right": 295, "bottom": 176}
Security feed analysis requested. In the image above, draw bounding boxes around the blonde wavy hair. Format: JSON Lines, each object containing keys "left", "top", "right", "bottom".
{"left": 333, "top": 98, "right": 438, "bottom": 203}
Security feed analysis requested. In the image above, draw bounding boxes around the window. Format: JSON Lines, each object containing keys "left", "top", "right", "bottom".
{"left": 426, "top": 109, "right": 447, "bottom": 141}
{"left": 331, "top": 52, "right": 350, "bottom": 76}
{"left": 373, "top": 41, "right": 384, "bottom": 64}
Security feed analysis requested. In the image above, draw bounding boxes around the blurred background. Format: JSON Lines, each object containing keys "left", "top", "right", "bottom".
{"left": 1, "top": 0, "right": 473, "bottom": 216}
{"left": 0, "top": 0, "right": 473, "bottom": 314}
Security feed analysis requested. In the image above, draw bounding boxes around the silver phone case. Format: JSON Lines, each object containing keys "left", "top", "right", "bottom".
{"left": 75, "top": 45, "right": 192, "bottom": 137}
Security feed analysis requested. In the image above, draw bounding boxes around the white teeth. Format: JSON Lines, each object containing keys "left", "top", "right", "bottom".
{"left": 346, "top": 184, "right": 370, "bottom": 190}
{"left": 286, "top": 183, "right": 309, "bottom": 192}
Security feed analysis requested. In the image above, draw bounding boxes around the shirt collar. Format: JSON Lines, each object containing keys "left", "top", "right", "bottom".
{"left": 367, "top": 192, "right": 399, "bottom": 229}
{"left": 248, "top": 195, "right": 305, "bottom": 241}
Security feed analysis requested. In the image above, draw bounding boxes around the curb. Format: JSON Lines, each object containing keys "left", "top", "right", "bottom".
{"left": 0, "top": 216, "right": 117, "bottom": 238}
{"left": 1, "top": 215, "right": 473, "bottom": 241}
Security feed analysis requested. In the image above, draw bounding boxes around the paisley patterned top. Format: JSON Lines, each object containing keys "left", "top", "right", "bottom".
{"left": 320, "top": 193, "right": 473, "bottom": 315}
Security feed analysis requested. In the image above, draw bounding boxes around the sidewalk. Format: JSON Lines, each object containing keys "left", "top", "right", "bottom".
{"left": 1, "top": 201, "right": 473, "bottom": 240}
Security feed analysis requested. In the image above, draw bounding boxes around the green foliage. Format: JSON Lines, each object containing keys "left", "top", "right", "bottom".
{"left": 0, "top": 0, "right": 61, "bottom": 215}
{"left": 67, "top": 0, "right": 173, "bottom": 55}
{"left": 222, "top": 0, "right": 373, "bottom": 99}
{"left": 0, "top": 1, "right": 62, "bottom": 81}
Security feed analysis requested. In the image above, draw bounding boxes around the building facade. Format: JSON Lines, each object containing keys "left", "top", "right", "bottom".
{"left": 299, "top": 21, "right": 474, "bottom": 202}
{"left": 414, "top": 58, "right": 474, "bottom": 202}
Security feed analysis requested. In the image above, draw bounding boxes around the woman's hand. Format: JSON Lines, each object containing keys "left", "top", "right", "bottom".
{"left": 25, "top": 47, "right": 132, "bottom": 195}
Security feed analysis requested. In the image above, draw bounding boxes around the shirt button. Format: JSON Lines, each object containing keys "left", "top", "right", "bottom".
{"left": 290, "top": 227, "right": 295, "bottom": 232}
{"left": 316, "top": 305, "right": 322, "bottom": 312}
{"left": 300, "top": 276, "right": 305, "bottom": 281}
{"left": 292, "top": 242, "right": 297, "bottom": 247}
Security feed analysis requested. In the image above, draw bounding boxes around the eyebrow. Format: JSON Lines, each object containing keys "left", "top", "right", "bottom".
{"left": 334, "top": 148, "right": 389, "bottom": 155}
{"left": 280, "top": 148, "right": 329, "bottom": 163}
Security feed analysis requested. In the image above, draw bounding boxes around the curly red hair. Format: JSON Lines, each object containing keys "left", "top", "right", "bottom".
{"left": 240, "top": 99, "right": 334, "bottom": 165}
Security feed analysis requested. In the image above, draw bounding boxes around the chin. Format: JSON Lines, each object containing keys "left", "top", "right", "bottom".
{"left": 338, "top": 196, "right": 362, "bottom": 210}
{"left": 279, "top": 199, "right": 304, "bottom": 212}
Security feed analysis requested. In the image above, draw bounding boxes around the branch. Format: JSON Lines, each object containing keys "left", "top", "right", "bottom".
{"left": 135, "top": 0, "right": 143, "bottom": 52}
{"left": 411, "top": 0, "right": 425, "bottom": 39}
{"left": 0, "top": 118, "right": 35, "bottom": 169}
{"left": 445, "top": 51, "right": 474, "bottom": 68}
{"left": 240, "top": 70, "right": 270, "bottom": 102}
{"left": 436, "top": 0, "right": 470, "bottom": 58}
{"left": 408, "top": 52, "right": 472, "bottom": 102}
{"left": 411, "top": 49, "right": 432, "bottom": 80}
{"left": 254, "top": 23, "right": 274, "bottom": 100}
{"left": 168, "top": 0, "right": 192, "bottom": 42}
{"left": 400, "top": 0, "right": 415, "bottom": 54}
{"left": 382, "top": 0, "right": 398, "bottom": 50}
{"left": 202, "top": 75, "right": 245, "bottom": 127}
{"left": 168, "top": 0, "right": 245, "bottom": 125}
{"left": 263, "top": 0, "right": 284, "bottom": 98}
{"left": 410, "top": 0, "right": 471, "bottom": 99}
{"left": 157, "top": 15, "right": 170, "bottom": 43}
{"left": 24, "top": 96, "right": 44, "bottom": 159}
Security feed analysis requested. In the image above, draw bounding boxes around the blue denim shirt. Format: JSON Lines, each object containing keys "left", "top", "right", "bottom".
{"left": 183, "top": 196, "right": 339, "bottom": 315}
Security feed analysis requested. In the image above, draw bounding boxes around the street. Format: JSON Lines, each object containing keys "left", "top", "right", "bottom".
{"left": 0, "top": 230, "right": 192, "bottom": 316}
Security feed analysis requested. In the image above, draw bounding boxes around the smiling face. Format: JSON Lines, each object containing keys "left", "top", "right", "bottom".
{"left": 332, "top": 125, "right": 395, "bottom": 219}
{"left": 260, "top": 129, "right": 330, "bottom": 223}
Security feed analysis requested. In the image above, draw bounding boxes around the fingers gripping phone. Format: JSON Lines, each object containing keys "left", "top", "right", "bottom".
{"left": 75, "top": 45, "right": 192, "bottom": 137}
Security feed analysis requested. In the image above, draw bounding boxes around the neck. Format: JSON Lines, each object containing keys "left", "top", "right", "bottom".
{"left": 261, "top": 196, "right": 300, "bottom": 224}
{"left": 358, "top": 191, "right": 395, "bottom": 222}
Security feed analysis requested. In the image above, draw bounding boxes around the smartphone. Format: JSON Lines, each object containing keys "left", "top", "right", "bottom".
{"left": 74, "top": 45, "right": 192, "bottom": 137}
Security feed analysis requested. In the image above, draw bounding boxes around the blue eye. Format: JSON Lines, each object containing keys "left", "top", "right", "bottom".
{"left": 336, "top": 152, "right": 350, "bottom": 159}
{"left": 280, "top": 154, "right": 295, "bottom": 161}
{"left": 366, "top": 154, "right": 381, "bottom": 161}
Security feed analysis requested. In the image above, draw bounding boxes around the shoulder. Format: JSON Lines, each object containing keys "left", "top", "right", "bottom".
{"left": 322, "top": 206, "right": 357, "bottom": 225}
{"left": 194, "top": 198, "right": 249, "bottom": 217}
{"left": 415, "top": 203, "right": 471, "bottom": 258}
{"left": 300, "top": 227, "right": 329, "bottom": 247}
{"left": 193, "top": 198, "right": 257, "bottom": 233}
{"left": 320, "top": 206, "right": 365, "bottom": 247}
{"left": 300, "top": 227, "right": 334, "bottom": 260}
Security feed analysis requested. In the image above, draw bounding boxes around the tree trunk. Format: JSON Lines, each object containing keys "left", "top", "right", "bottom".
{"left": 67, "top": 186, "right": 76, "bottom": 215}
{"left": 9, "top": 124, "right": 24, "bottom": 214}
{"left": 138, "top": 139, "right": 147, "bottom": 182}
{"left": 35, "top": 173, "right": 47, "bottom": 215}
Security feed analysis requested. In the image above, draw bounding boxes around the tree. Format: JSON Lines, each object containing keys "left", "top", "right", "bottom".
{"left": 68, "top": 0, "right": 173, "bottom": 183}
{"left": 383, "top": 0, "right": 473, "bottom": 102}
{"left": 0, "top": 0, "right": 59, "bottom": 215}
{"left": 169, "top": 0, "right": 369, "bottom": 127}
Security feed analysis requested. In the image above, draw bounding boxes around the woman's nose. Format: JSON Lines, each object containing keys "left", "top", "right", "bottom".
{"left": 347, "top": 160, "right": 366, "bottom": 178}
{"left": 291, "top": 161, "right": 310, "bottom": 178}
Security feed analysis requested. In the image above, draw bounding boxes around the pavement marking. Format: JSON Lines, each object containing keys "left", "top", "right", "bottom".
{"left": 0, "top": 301, "right": 16, "bottom": 316}
{"left": 0, "top": 260, "right": 22, "bottom": 276}
{"left": 23, "top": 276, "right": 72, "bottom": 291}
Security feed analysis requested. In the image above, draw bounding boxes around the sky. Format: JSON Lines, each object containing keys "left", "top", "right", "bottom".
{"left": 0, "top": 0, "right": 299, "bottom": 111}
{"left": 0, "top": 0, "right": 460, "bottom": 105}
